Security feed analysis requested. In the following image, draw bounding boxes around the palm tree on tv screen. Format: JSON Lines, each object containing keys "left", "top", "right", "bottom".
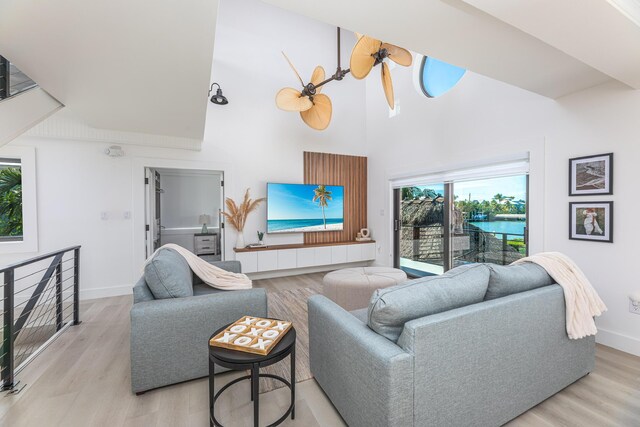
{"left": 313, "top": 185, "right": 332, "bottom": 229}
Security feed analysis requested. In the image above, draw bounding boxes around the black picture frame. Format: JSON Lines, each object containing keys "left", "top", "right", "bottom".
{"left": 568, "top": 153, "right": 613, "bottom": 196}
{"left": 569, "top": 201, "right": 613, "bottom": 243}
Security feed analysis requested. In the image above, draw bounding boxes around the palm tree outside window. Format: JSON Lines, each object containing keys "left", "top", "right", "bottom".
{"left": 0, "top": 158, "right": 23, "bottom": 241}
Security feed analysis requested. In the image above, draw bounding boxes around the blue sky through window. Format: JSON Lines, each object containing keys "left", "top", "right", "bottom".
{"left": 412, "top": 176, "right": 527, "bottom": 202}
{"left": 454, "top": 176, "right": 526, "bottom": 202}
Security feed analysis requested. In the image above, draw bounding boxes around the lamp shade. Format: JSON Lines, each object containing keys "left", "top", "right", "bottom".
{"left": 199, "top": 214, "right": 211, "bottom": 225}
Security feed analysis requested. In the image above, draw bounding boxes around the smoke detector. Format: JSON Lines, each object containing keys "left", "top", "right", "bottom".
{"left": 105, "top": 145, "right": 125, "bottom": 157}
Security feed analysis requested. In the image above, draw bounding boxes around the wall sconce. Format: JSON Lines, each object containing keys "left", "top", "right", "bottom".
{"left": 209, "top": 83, "right": 228, "bottom": 105}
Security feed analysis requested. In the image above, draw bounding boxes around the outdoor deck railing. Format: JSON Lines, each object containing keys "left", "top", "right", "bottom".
{"left": 401, "top": 224, "right": 526, "bottom": 266}
{"left": 1, "top": 246, "right": 81, "bottom": 392}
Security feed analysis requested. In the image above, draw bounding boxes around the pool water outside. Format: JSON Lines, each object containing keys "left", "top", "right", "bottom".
{"left": 468, "top": 221, "right": 526, "bottom": 241}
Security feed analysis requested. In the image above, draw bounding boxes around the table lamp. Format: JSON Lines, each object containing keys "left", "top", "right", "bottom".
{"left": 199, "top": 214, "right": 211, "bottom": 234}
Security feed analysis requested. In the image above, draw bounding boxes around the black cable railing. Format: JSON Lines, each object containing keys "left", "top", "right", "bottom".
{"left": 400, "top": 224, "right": 526, "bottom": 267}
{"left": 1, "top": 246, "right": 81, "bottom": 392}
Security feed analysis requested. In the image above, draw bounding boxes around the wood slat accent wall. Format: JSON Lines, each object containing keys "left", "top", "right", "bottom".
{"left": 303, "top": 152, "right": 367, "bottom": 244}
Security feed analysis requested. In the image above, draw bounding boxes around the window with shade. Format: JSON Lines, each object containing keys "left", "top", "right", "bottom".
{"left": 392, "top": 160, "right": 529, "bottom": 277}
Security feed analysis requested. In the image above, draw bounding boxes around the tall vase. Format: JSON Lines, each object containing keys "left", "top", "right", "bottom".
{"left": 235, "top": 230, "right": 245, "bottom": 249}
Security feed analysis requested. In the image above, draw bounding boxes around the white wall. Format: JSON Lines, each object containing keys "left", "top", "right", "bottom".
{"left": 365, "top": 62, "right": 640, "bottom": 355}
{"left": 159, "top": 171, "right": 221, "bottom": 229}
{"left": 0, "top": 0, "right": 367, "bottom": 299}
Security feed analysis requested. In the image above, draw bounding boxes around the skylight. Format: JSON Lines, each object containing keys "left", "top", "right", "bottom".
{"left": 419, "top": 56, "right": 466, "bottom": 98}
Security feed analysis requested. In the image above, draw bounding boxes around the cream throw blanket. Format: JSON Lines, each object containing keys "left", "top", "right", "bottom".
{"left": 145, "top": 243, "right": 252, "bottom": 290}
{"left": 513, "top": 252, "right": 606, "bottom": 339}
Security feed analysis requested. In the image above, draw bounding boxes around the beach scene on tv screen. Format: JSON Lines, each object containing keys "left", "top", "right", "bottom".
{"left": 267, "top": 183, "right": 344, "bottom": 233}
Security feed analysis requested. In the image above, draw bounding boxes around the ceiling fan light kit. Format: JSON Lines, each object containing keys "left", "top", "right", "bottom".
{"left": 276, "top": 28, "right": 412, "bottom": 130}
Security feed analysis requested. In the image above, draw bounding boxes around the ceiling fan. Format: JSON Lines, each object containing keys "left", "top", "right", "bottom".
{"left": 275, "top": 53, "right": 332, "bottom": 130}
{"left": 350, "top": 35, "right": 413, "bottom": 109}
{"left": 275, "top": 29, "right": 412, "bottom": 130}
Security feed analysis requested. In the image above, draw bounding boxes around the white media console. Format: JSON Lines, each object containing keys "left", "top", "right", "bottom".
{"left": 233, "top": 241, "right": 376, "bottom": 274}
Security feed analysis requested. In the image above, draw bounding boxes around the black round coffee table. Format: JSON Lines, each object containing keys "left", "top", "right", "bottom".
{"left": 208, "top": 323, "right": 296, "bottom": 427}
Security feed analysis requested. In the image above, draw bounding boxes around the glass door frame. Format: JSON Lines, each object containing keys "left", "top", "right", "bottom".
{"left": 392, "top": 183, "right": 453, "bottom": 275}
{"left": 393, "top": 176, "right": 529, "bottom": 275}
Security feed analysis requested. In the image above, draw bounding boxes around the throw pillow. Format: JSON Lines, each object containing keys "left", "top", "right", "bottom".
{"left": 484, "top": 262, "right": 554, "bottom": 300}
{"left": 144, "top": 248, "right": 194, "bottom": 299}
{"left": 367, "top": 264, "right": 490, "bottom": 342}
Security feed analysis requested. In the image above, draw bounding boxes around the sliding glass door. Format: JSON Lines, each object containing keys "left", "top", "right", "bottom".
{"left": 394, "top": 174, "right": 528, "bottom": 277}
{"left": 451, "top": 175, "right": 528, "bottom": 268}
{"left": 394, "top": 183, "right": 449, "bottom": 277}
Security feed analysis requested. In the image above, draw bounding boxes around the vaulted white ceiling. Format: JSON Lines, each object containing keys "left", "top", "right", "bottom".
{"left": 1, "top": 0, "right": 638, "bottom": 145}
{"left": 0, "top": 0, "right": 219, "bottom": 141}
{"left": 462, "top": 0, "right": 640, "bottom": 89}
{"left": 262, "top": 0, "right": 640, "bottom": 98}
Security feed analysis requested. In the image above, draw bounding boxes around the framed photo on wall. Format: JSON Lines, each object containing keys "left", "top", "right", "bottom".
{"left": 569, "top": 201, "right": 613, "bottom": 243}
{"left": 569, "top": 153, "right": 613, "bottom": 196}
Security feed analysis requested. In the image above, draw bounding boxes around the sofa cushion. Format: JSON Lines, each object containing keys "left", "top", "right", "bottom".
{"left": 367, "top": 264, "right": 490, "bottom": 342}
{"left": 485, "top": 263, "right": 554, "bottom": 301}
{"left": 133, "top": 276, "right": 155, "bottom": 303}
{"left": 192, "top": 283, "right": 225, "bottom": 296}
{"left": 144, "top": 248, "right": 193, "bottom": 299}
{"left": 350, "top": 307, "right": 369, "bottom": 323}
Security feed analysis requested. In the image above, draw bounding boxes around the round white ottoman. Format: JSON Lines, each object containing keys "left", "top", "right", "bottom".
{"left": 322, "top": 267, "right": 408, "bottom": 311}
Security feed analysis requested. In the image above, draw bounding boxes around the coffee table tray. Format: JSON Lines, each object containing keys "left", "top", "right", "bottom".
{"left": 209, "top": 316, "right": 292, "bottom": 356}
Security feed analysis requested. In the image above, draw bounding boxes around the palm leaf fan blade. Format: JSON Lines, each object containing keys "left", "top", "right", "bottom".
{"left": 350, "top": 35, "right": 381, "bottom": 79}
{"left": 310, "top": 66, "right": 325, "bottom": 94}
{"left": 276, "top": 88, "right": 313, "bottom": 112}
{"left": 281, "top": 51, "right": 305, "bottom": 87}
{"left": 300, "top": 94, "right": 332, "bottom": 130}
{"left": 381, "top": 43, "right": 412, "bottom": 66}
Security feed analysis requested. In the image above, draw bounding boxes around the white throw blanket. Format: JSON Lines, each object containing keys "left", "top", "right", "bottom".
{"left": 144, "top": 243, "right": 252, "bottom": 290}
{"left": 513, "top": 252, "right": 606, "bottom": 339}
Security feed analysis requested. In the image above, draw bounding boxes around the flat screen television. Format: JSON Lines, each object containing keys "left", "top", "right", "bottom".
{"left": 267, "top": 183, "right": 344, "bottom": 233}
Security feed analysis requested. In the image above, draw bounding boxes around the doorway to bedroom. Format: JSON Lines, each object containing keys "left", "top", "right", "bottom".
{"left": 144, "top": 167, "right": 225, "bottom": 261}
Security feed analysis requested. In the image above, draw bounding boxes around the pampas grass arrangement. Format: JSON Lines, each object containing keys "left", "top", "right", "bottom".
{"left": 222, "top": 188, "right": 265, "bottom": 233}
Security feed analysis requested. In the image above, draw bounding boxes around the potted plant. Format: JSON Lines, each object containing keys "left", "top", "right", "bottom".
{"left": 222, "top": 189, "right": 265, "bottom": 249}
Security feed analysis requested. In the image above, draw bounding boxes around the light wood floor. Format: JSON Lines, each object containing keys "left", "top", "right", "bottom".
{"left": 1, "top": 273, "right": 638, "bottom": 427}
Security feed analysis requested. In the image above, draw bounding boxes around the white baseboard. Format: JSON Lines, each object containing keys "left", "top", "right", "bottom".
{"left": 596, "top": 328, "right": 640, "bottom": 357}
{"left": 246, "top": 262, "right": 371, "bottom": 280}
{"left": 80, "top": 284, "right": 132, "bottom": 301}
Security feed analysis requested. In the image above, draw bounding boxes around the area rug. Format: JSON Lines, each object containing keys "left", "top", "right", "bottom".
{"left": 259, "top": 287, "right": 317, "bottom": 393}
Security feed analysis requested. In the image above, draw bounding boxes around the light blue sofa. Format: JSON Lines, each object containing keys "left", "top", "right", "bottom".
{"left": 130, "top": 248, "right": 267, "bottom": 393}
{"left": 309, "top": 263, "right": 595, "bottom": 427}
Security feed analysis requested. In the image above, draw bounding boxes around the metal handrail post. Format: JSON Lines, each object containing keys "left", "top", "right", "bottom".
{"left": 1, "top": 269, "right": 15, "bottom": 390}
{"left": 73, "top": 248, "right": 81, "bottom": 325}
{"left": 56, "top": 263, "right": 63, "bottom": 331}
